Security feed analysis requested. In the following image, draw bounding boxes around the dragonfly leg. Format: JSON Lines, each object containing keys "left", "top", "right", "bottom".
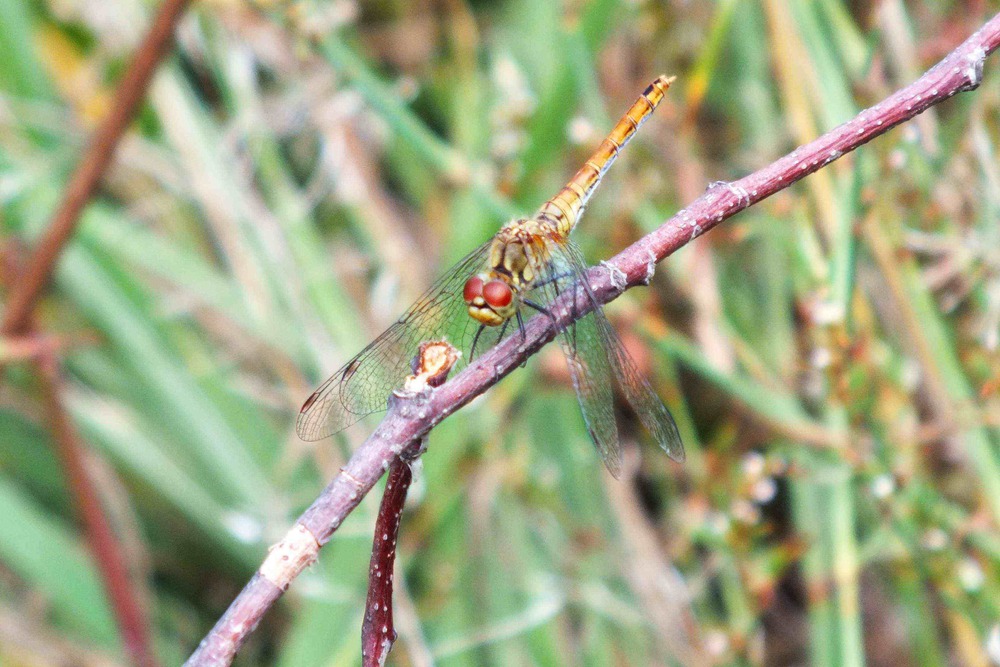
{"left": 523, "top": 298, "right": 556, "bottom": 325}
{"left": 546, "top": 272, "right": 582, "bottom": 348}
{"left": 496, "top": 320, "right": 510, "bottom": 346}
{"left": 571, "top": 284, "right": 582, "bottom": 350}
{"left": 533, "top": 271, "right": 573, "bottom": 289}
{"left": 512, "top": 310, "right": 530, "bottom": 368}
{"left": 470, "top": 324, "right": 486, "bottom": 360}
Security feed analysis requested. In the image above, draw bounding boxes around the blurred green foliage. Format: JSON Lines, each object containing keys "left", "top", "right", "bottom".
{"left": 1, "top": 1, "right": 999, "bottom": 665}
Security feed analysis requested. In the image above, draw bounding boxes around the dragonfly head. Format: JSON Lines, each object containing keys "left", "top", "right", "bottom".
{"left": 464, "top": 274, "right": 515, "bottom": 326}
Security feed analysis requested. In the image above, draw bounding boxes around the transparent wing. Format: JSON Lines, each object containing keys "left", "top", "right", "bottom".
{"left": 296, "top": 241, "right": 493, "bottom": 441}
{"left": 532, "top": 246, "right": 622, "bottom": 475}
{"left": 542, "top": 240, "right": 685, "bottom": 470}
{"left": 557, "top": 303, "right": 624, "bottom": 477}
{"left": 593, "top": 309, "right": 685, "bottom": 462}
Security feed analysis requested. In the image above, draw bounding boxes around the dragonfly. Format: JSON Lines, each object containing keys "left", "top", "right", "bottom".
{"left": 298, "top": 75, "right": 684, "bottom": 476}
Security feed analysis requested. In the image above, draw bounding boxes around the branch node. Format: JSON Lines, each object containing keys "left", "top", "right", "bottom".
{"left": 642, "top": 246, "right": 657, "bottom": 285}
{"left": 965, "top": 46, "right": 987, "bottom": 89}
{"left": 724, "top": 182, "right": 752, "bottom": 209}
{"left": 396, "top": 340, "right": 461, "bottom": 396}
{"left": 600, "top": 260, "right": 629, "bottom": 292}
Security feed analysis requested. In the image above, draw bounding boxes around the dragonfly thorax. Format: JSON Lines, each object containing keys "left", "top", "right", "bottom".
{"left": 493, "top": 221, "right": 554, "bottom": 282}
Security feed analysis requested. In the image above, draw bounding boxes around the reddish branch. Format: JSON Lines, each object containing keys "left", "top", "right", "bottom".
{"left": 361, "top": 456, "right": 413, "bottom": 666}
{"left": 186, "top": 342, "right": 459, "bottom": 667}
{"left": 0, "top": 0, "right": 192, "bottom": 336}
{"left": 360, "top": 344, "right": 455, "bottom": 666}
{"left": 37, "top": 355, "right": 159, "bottom": 667}
{"left": 1, "top": 1, "right": 192, "bottom": 664}
{"left": 184, "top": 13, "right": 1000, "bottom": 666}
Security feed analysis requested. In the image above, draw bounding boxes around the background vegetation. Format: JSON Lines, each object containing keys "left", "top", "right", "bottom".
{"left": 1, "top": 0, "right": 999, "bottom": 665}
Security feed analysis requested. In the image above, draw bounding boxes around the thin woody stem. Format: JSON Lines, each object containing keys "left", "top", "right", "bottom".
{"left": 361, "top": 452, "right": 417, "bottom": 666}
{"left": 184, "top": 12, "right": 1000, "bottom": 666}
{"left": 0, "top": 1, "right": 191, "bottom": 663}
{"left": 37, "top": 354, "right": 159, "bottom": 667}
{"left": 0, "top": 0, "right": 192, "bottom": 336}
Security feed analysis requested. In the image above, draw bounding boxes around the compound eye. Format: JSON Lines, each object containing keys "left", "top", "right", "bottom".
{"left": 482, "top": 280, "right": 513, "bottom": 309}
{"left": 463, "top": 276, "right": 484, "bottom": 303}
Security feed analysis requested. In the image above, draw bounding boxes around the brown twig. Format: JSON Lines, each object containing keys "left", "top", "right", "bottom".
{"left": 0, "top": 1, "right": 191, "bottom": 663}
{"left": 360, "top": 342, "right": 456, "bottom": 666}
{"left": 185, "top": 342, "right": 459, "bottom": 666}
{"left": 37, "top": 354, "right": 159, "bottom": 667}
{"left": 361, "top": 454, "right": 414, "bottom": 666}
{"left": 4, "top": 243, "right": 159, "bottom": 666}
{"left": 0, "top": 0, "right": 192, "bottom": 336}
{"left": 184, "top": 13, "right": 1000, "bottom": 665}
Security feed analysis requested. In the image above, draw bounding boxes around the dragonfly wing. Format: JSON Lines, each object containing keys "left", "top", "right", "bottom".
{"left": 296, "top": 241, "right": 493, "bottom": 441}
{"left": 588, "top": 305, "right": 685, "bottom": 462}
{"left": 556, "top": 313, "right": 624, "bottom": 478}
{"left": 531, "top": 249, "right": 622, "bottom": 476}
{"left": 545, "top": 241, "right": 685, "bottom": 464}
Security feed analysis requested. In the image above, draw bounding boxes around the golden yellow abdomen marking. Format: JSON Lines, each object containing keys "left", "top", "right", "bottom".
{"left": 535, "top": 74, "right": 675, "bottom": 237}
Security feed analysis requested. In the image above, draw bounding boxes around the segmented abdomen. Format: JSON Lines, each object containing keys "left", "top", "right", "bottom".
{"left": 535, "top": 74, "right": 675, "bottom": 237}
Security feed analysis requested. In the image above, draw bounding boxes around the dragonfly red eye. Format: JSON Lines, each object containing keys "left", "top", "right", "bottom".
{"left": 483, "top": 280, "right": 513, "bottom": 308}
{"left": 463, "top": 276, "right": 484, "bottom": 303}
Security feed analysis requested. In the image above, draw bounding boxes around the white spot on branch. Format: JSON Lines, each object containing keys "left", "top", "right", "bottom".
{"left": 259, "top": 524, "right": 320, "bottom": 589}
{"left": 725, "top": 182, "right": 751, "bottom": 208}
{"left": 689, "top": 222, "right": 703, "bottom": 241}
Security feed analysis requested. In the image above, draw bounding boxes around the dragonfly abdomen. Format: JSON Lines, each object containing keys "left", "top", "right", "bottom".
{"left": 536, "top": 74, "right": 675, "bottom": 237}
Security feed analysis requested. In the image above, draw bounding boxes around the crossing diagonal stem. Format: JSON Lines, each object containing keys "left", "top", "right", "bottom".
{"left": 184, "top": 12, "right": 1000, "bottom": 666}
